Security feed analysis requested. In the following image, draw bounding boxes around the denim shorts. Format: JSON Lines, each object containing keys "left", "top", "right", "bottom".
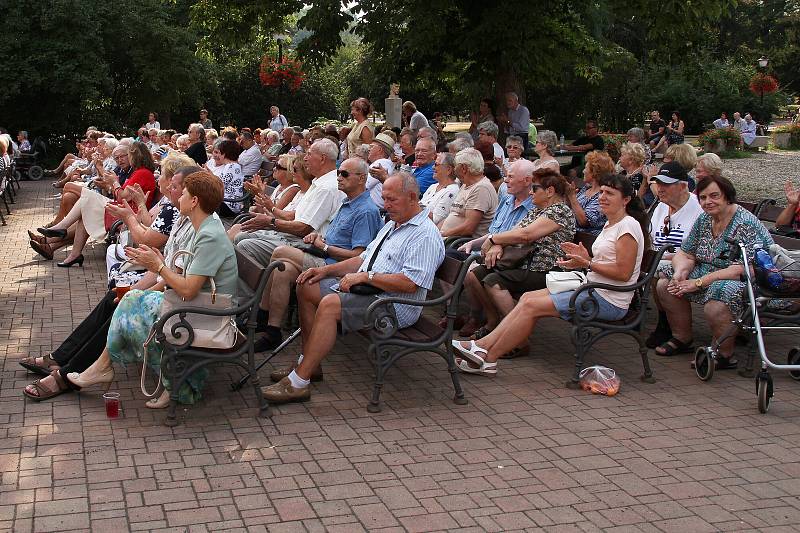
{"left": 550, "top": 289, "right": 628, "bottom": 321}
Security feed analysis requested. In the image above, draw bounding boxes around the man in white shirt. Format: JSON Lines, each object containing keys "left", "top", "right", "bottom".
{"left": 647, "top": 161, "right": 704, "bottom": 352}
{"left": 402, "top": 101, "right": 428, "bottom": 132}
{"left": 365, "top": 132, "right": 396, "bottom": 208}
{"left": 238, "top": 131, "right": 263, "bottom": 176}
{"left": 235, "top": 138, "right": 345, "bottom": 271}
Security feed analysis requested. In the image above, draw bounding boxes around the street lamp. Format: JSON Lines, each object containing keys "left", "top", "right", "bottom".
{"left": 273, "top": 33, "right": 288, "bottom": 62}
{"left": 757, "top": 56, "right": 769, "bottom": 106}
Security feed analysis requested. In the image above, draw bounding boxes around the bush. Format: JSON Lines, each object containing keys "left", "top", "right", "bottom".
{"left": 696, "top": 127, "right": 742, "bottom": 146}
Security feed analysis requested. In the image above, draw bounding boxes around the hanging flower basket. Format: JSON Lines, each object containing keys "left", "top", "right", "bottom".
{"left": 749, "top": 73, "right": 779, "bottom": 96}
{"left": 259, "top": 56, "right": 305, "bottom": 92}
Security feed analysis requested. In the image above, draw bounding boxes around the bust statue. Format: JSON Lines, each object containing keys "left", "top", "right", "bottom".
{"left": 389, "top": 83, "right": 400, "bottom": 98}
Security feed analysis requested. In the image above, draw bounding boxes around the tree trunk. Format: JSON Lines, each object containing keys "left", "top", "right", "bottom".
{"left": 494, "top": 65, "right": 526, "bottom": 145}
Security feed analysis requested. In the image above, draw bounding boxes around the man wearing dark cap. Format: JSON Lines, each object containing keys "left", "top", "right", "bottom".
{"left": 646, "top": 160, "right": 704, "bottom": 350}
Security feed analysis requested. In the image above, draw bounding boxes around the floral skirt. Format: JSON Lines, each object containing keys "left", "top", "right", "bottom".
{"left": 107, "top": 289, "right": 208, "bottom": 404}
{"left": 659, "top": 264, "right": 788, "bottom": 316}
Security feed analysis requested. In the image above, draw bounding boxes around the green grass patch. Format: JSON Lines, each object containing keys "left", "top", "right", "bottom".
{"left": 720, "top": 150, "right": 753, "bottom": 159}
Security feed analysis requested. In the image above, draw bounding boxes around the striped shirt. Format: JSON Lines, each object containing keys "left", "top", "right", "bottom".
{"left": 358, "top": 209, "right": 445, "bottom": 328}
{"left": 650, "top": 195, "right": 703, "bottom": 250}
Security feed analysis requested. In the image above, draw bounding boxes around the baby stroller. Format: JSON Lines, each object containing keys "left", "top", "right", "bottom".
{"left": 694, "top": 238, "right": 800, "bottom": 413}
{"left": 14, "top": 137, "right": 47, "bottom": 180}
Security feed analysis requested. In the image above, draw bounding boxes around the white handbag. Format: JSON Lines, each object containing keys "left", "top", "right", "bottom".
{"left": 141, "top": 250, "right": 238, "bottom": 398}
{"left": 546, "top": 270, "right": 588, "bottom": 294}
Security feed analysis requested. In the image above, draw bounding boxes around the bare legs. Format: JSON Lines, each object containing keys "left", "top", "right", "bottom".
{"left": 471, "top": 289, "right": 559, "bottom": 362}
{"left": 703, "top": 300, "right": 736, "bottom": 358}
{"left": 293, "top": 281, "right": 332, "bottom": 380}
{"left": 654, "top": 278, "right": 693, "bottom": 354}
{"left": 63, "top": 220, "right": 89, "bottom": 262}
{"left": 48, "top": 183, "right": 81, "bottom": 226}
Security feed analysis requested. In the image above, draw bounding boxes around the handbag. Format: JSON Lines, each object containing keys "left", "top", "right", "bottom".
{"left": 140, "top": 250, "right": 239, "bottom": 398}
{"left": 494, "top": 244, "right": 535, "bottom": 270}
{"left": 545, "top": 270, "right": 587, "bottom": 294}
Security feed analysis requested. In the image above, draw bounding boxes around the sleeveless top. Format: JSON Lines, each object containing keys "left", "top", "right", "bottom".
{"left": 346, "top": 120, "right": 374, "bottom": 158}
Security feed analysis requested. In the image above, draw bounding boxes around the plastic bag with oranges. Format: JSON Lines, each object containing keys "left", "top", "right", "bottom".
{"left": 578, "top": 365, "right": 620, "bottom": 396}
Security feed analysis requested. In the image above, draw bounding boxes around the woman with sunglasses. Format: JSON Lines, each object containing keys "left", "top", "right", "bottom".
{"left": 243, "top": 154, "right": 300, "bottom": 211}
{"left": 653, "top": 174, "right": 773, "bottom": 365}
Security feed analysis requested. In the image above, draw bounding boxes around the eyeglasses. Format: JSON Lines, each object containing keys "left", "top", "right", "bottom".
{"left": 337, "top": 170, "right": 365, "bottom": 178}
{"left": 434, "top": 162, "right": 451, "bottom": 167}
{"left": 531, "top": 184, "right": 545, "bottom": 192}
{"left": 662, "top": 215, "right": 671, "bottom": 236}
{"left": 275, "top": 164, "right": 287, "bottom": 171}
{"left": 507, "top": 144, "right": 523, "bottom": 150}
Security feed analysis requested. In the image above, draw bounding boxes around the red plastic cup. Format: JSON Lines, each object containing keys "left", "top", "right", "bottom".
{"left": 103, "top": 392, "right": 121, "bottom": 419}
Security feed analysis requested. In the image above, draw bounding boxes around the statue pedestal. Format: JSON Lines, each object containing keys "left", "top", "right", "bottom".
{"left": 385, "top": 97, "right": 402, "bottom": 129}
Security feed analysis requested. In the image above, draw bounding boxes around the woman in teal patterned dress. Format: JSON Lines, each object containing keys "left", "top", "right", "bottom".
{"left": 654, "top": 175, "right": 773, "bottom": 368}
{"left": 68, "top": 170, "right": 238, "bottom": 408}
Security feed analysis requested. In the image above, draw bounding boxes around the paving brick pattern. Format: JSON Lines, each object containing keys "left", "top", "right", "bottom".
{"left": 2, "top": 181, "right": 800, "bottom": 532}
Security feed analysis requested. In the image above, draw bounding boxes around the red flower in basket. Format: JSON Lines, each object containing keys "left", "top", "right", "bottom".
{"left": 749, "top": 73, "right": 779, "bottom": 96}
{"left": 259, "top": 56, "right": 306, "bottom": 92}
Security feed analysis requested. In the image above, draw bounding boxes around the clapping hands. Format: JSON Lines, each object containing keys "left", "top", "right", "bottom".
{"left": 557, "top": 242, "right": 591, "bottom": 270}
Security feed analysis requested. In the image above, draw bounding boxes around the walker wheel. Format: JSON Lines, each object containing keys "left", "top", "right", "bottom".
{"left": 28, "top": 165, "right": 43, "bottom": 181}
{"left": 788, "top": 348, "right": 800, "bottom": 381}
{"left": 756, "top": 373, "right": 773, "bottom": 413}
{"left": 694, "top": 347, "right": 714, "bottom": 381}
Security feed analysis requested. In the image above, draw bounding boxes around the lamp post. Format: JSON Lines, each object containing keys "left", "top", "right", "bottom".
{"left": 757, "top": 56, "right": 769, "bottom": 106}
{"left": 273, "top": 33, "right": 287, "bottom": 62}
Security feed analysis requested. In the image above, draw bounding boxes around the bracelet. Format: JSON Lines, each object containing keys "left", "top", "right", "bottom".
{"left": 157, "top": 263, "right": 166, "bottom": 275}
{"left": 270, "top": 216, "right": 277, "bottom": 227}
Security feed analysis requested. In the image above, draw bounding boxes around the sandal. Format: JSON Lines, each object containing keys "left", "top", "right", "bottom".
{"left": 451, "top": 339, "right": 488, "bottom": 365}
{"left": 715, "top": 356, "right": 739, "bottom": 370}
{"left": 655, "top": 337, "right": 693, "bottom": 357}
{"left": 501, "top": 345, "right": 530, "bottom": 359}
{"left": 455, "top": 356, "right": 497, "bottom": 376}
{"left": 23, "top": 370, "right": 70, "bottom": 402}
{"left": 645, "top": 328, "right": 672, "bottom": 349}
{"left": 470, "top": 326, "right": 492, "bottom": 340}
{"left": 19, "top": 353, "right": 60, "bottom": 376}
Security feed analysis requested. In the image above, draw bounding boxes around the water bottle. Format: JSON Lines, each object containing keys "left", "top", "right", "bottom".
{"left": 559, "top": 134, "right": 565, "bottom": 150}
{"left": 754, "top": 247, "right": 783, "bottom": 289}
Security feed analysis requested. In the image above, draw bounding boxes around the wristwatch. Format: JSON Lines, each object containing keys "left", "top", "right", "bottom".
{"left": 367, "top": 271, "right": 375, "bottom": 282}
{"left": 488, "top": 234, "right": 496, "bottom": 245}
{"left": 323, "top": 243, "right": 329, "bottom": 253}
{"left": 695, "top": 277, "right": 704, "bottom": 288}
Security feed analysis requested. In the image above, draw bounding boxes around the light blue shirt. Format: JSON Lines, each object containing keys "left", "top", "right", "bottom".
{"left": 488, "top": 193, "right": 534, "bottom": 234}
{"left": 359, "top": 209, "right": 445, "bottom": 328}
{"left": 507, "top": 104, "right": 530, "bottom": 136}
{"left": 323, "top": 191, "right": 383, "bottom": 265}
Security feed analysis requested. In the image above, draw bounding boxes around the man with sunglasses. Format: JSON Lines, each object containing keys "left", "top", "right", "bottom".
{"left": 253, "top": 156, "right": 383, "bottom": 353}
{"left": 646, "top": 161, "right": 703, "bottom": 349}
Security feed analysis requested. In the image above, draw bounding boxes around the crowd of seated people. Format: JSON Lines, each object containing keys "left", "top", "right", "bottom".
{"left": 20, "top": 95, "right": 792, "bottom": 411}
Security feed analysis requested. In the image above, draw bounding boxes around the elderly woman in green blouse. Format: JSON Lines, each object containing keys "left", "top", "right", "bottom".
{"left": 67, "top": 170, "right": 239, "bottom": 408}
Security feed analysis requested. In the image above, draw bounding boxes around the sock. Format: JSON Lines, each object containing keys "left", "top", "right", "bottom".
{"left": 296, "top": 354, "right": 304, "bottom": 364}
{"left": 287, "top": 369, "right": 310, "bottom": 389}
{"left": 265, "top": 325, "right": 282, "bottom": 339}
{"left": 257, "top": 308, "right": 269, "bottom": 324}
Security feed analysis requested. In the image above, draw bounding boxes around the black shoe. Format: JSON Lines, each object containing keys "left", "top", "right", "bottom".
{"left": 253, "top": 327, "right": 283, "bottom": 353}
{"left": 38, "top": 227, "right": 67, "bottom": 239}
{"left": 645, "top": 328, "right": 672, "bottom": 349}
{"left": 57, "top": 255, "right": 84, "bottom": 268}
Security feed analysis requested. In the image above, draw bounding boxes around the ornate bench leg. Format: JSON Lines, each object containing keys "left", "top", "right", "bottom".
{"left": 446, "top": 344, "right": 468, "bottom": 405}
{"left": 164, "top": 394, "right": 179, "bottom": 427}
{"left": 638, "top": 339, "right": 656, "bottom": 383}
{"left": 367, "top": 343, "right": 387, "bottom": 413}
{"left": 566, "top": 326, "right": 585, "bottom": 388}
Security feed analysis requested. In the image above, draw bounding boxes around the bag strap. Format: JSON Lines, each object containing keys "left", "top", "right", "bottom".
{"left": 140, "top": 325, "right": 165, "bottom": 399}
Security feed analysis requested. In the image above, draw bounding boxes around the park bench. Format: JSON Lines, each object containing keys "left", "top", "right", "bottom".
{"left": 566, "top": 245, "right": 672, "bottom": 387}
{"left": 750, "top": 136, "right": 770, "bottom": 150}
{"left": 361, "top": 254, "right": 477, "bottom": 412}
{"left": 152, "top": 251, "right": 284, "bottom": 426}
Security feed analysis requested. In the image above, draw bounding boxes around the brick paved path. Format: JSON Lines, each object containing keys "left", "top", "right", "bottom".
{"left": 2, "top": 181, "right": 800, "bottom": 532}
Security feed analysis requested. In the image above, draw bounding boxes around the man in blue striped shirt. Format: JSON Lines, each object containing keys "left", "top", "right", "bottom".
{"left": 262, "top": 172, "right": 445, "bottom": 404}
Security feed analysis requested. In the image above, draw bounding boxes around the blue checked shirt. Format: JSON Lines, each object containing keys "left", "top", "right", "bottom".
{"left": 358, "top": 209, "right": 445, "bottom": 328}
